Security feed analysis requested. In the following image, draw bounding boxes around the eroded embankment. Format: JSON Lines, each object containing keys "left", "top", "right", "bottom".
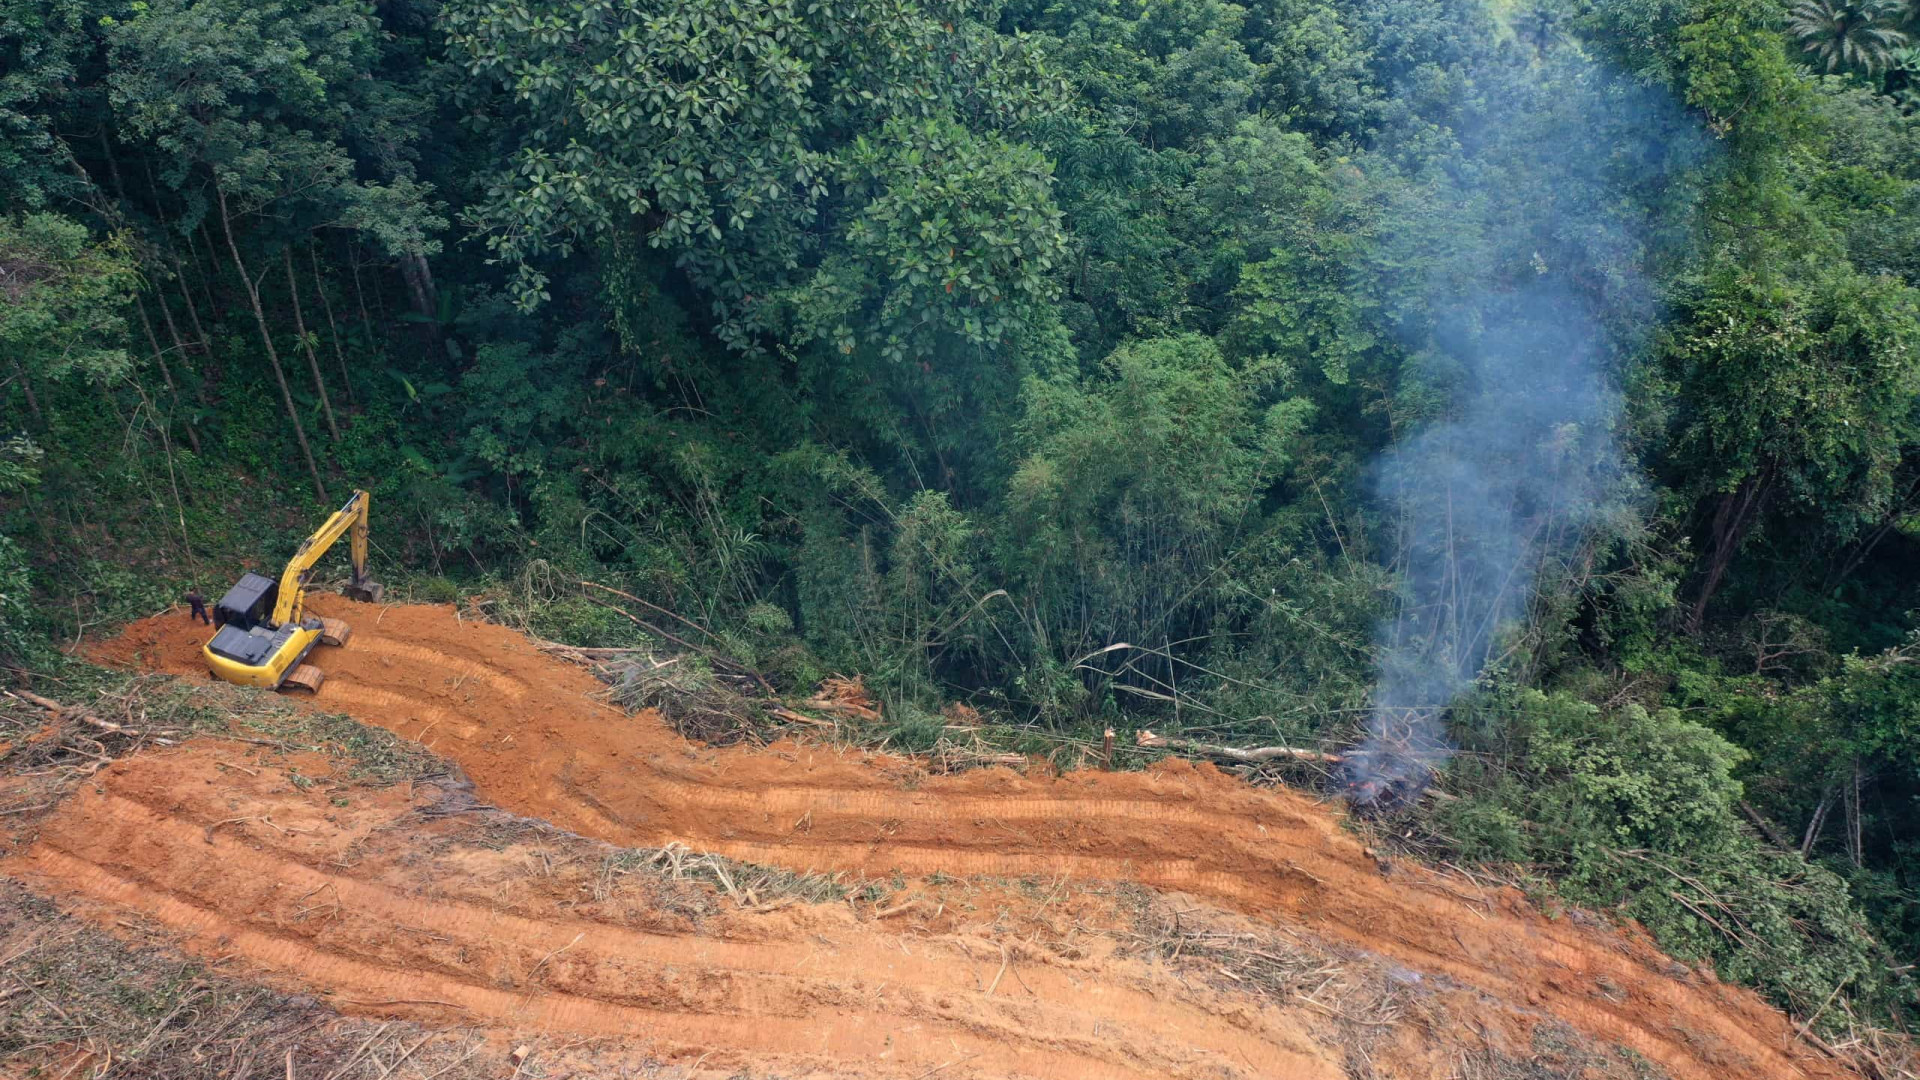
{"left": 76, "top": 599, "right": 1853, "bottom": 1080}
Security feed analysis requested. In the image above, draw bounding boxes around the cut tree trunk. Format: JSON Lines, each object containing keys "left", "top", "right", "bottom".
{"left": 1134, "top": 729, "right": 1343, "bottom": 764}
{"left": 286, "top": 247, "right": 340, "bottom": 441}
{"left": 217, "top": 183, "right": 327, "bottom": 503}
{"left": 1739, "top": 801, "right": 1796, "bottom": 852}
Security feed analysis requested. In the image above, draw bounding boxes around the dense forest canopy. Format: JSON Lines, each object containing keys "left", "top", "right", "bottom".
{"left": 4, "top": 0, "right": 1920, "bottom": 1032}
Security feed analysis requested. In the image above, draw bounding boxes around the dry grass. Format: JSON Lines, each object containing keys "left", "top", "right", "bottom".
{"left": 598, "top": 840, "right": 859, "bottom": 913}
{"left": 1, "top": 671, "right": 441, "bottom": 796}
{"left": 413, "top": 782, "right": 859, "bottom": 920}
{"left": 1455, "top": 1022, "right": 1670, "bottom": 1080}
{"left": 1122, "top": 898, "right": 1407, "bottom": 1036}
{"left": 0, "top": 878, "right": 497, "bottom": 1080}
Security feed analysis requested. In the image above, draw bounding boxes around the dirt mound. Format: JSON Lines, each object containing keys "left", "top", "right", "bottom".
{"left": 74, "top": 600, "right": 1855, "bottom": 1080}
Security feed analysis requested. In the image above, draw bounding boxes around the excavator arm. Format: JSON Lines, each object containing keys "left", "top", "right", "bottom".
{"left": 270, "top": 490, "right": 381, "bottom": 626}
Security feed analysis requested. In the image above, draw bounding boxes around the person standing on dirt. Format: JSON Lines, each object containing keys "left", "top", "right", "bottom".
{"left": 185, "top": 588, "right": 211, "bottom": 626}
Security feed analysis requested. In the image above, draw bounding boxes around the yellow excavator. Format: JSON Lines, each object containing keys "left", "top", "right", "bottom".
{"left": 203, "top": 489, "right": 384, "bottom": 692}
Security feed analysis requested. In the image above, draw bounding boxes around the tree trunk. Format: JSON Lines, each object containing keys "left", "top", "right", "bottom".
{"left": 350, "top": 245, "right": 377, "bottom": 348}
{"left": 151, "top": 272, "right": 213, "bottom": 408}
{"left": 197, "top": 222, "right": 226, "bottom": 319}
{"left": 1687, "top": 471, "right": 1770, "bottom": 632}
{"left": 96, "top": 127, "right": 127, "bottom": 213}
{"left": 401, "top": 252, "right": 438, "bottom": 318}
{"left": 1802, "top": 786, "right": 1835, "bottom": 858}
{"left": 398, "top": 251, "right": 441, "bottom": 348}
{"left": 134, "top": 295, "right": 202, "bottom": 454}
{"left": 151, "top": 270, "right": 190, "bottom": 358}
{"left": 8, "top": 358, "right": 43, "bottom": 424}
{"left": 217, "top": 183, "right": 328, "bottom": 503}
{"left": 1846, "top": 757, "right": 1863, "bottom": 870}
{"left": 138, "top": 157, "right": 212, "bottom": 359}
{"left": 286, "top": 247, "right": 340, "bottom": 441}
{"left": 310, "top": 244, "right": 355, "bottom": 405}
{"left": 169, "top": 247, "right": 210, "bottom": 353}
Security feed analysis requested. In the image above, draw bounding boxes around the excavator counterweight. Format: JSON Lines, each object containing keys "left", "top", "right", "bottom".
{"left": 202, "top": 490, "right": 380, "bottom": 691}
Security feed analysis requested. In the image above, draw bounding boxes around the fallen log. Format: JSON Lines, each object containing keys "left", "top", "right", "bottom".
{"left": 800, "top": 698, "right": 881, "bottom": 723}
{"left": 1135, "top": 729, "right": 1343, "bottom": 765}
{"left": 769, "top": 706, "right": 833, "bottom": 728}
{"left": 4, "top": 689, "right": 150, "bottom": 737}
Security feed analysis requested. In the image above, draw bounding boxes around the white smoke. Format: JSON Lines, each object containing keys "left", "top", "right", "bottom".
{"left": 1345, "top": 42, "right": 1708, "bottom": 801}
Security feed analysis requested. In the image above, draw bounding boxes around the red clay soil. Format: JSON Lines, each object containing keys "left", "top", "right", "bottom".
{"left": 71, "top": 598, "right": 1856, "bottom": 1080}
{"left": 6, "top": 744, "right": 1355, "bottom": 1079}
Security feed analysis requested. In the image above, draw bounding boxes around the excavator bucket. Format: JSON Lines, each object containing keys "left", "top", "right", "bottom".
{"left": 342, "top": 581, "right": 385, "bottom": 604}
{"left": 282, "top": 664, "right": 326, "bottom": 694}
{"left": 318, "top": 617, "right": 353, "bottom": 647}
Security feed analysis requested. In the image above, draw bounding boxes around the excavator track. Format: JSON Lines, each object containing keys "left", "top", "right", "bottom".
{"left": 318, "top": 618, "right": 353, "bottom": 647}
{"left": 281, "top": 664, "right": 326, "bottom": 694}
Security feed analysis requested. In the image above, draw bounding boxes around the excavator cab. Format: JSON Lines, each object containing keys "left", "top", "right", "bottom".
{"left": 203, "top": 491, "right": 380, "bottom": 693}
{"left": 206, "top": 572, "right": 289, "bottom": 666}
{"left": 213, "top": 572, "right": 278, "bottom": 630}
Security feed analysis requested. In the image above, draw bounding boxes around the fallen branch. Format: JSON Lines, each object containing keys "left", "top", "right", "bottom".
{"left": 801, "top": 697, "right": 881, "bottom": 722}
{"left": 6, "top": 689, "right": 67, "bottom": 713}
{"left": 4, "top": 689, "right": 149, "bottom": 737}
{"left": 1136, "top": 729, "right": 1343, "bottom": 765}
{"left": 575, "top": 582, "right": 774, "bottom": 694}
{"left": 533, "top": 641, "right": 646, "bottom": 657}
{"left": 769, "top": 706, "right": 833, "bottom": 728}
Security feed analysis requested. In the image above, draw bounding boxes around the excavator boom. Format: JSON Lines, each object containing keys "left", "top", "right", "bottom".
{"left": 272, "top": 490, "right": 380, "bottom": 625}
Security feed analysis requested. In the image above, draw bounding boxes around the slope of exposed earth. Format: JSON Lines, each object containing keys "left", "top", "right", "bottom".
{"left": 71, "top": 598, "right": 1853, "bottom": 1080}
{"left": 6, "top": 745, "right": 1353, "bottom": 1079}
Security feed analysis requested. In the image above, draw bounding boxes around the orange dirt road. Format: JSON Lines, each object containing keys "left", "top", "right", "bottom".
{"left": 66, "top": 598, "right": 1854, "bottom": 1080}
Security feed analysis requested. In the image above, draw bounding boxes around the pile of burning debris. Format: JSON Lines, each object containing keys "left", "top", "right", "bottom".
{"left": 1337, "top": 751, "right": 1435, "bottom": 812}
{"left": 1341, "top": 712, "right": 1445, "bottom": 812}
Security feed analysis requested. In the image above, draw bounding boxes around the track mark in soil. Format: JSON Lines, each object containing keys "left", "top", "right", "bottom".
{"left": 8, "top": 747, "right": 1339, "bottom": 1080}
{"left": 314, "top": 680, "right": 480, "bottom": 741}
{"left": 81, "top": 601, "right": 1856, "bottom": 1080}
{"left": 348, "top": 636, "right": 530, "bottom": 699}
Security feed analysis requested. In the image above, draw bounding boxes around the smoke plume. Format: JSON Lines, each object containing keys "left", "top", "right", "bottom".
{"left": 1345, "top": 44, "right": 1707, "bottom": 802}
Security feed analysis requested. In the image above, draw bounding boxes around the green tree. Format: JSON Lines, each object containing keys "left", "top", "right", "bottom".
{"left": 0, "top": 0, "right": 96, "bottom": 209}
{"left": 1788, "top": 0, "right": 1908, "bottom": 74}
{"left": 1005, "top": 334, "right": 1314, "bottom": 681}
{"left": 444, "top": 0, "right": 1064, "bottom": 340}
{"left": 105, "top": 0, "right": 444, "bottom": 499}
{"left": 0, "top": 214, "right": 140, "bottom": 423}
